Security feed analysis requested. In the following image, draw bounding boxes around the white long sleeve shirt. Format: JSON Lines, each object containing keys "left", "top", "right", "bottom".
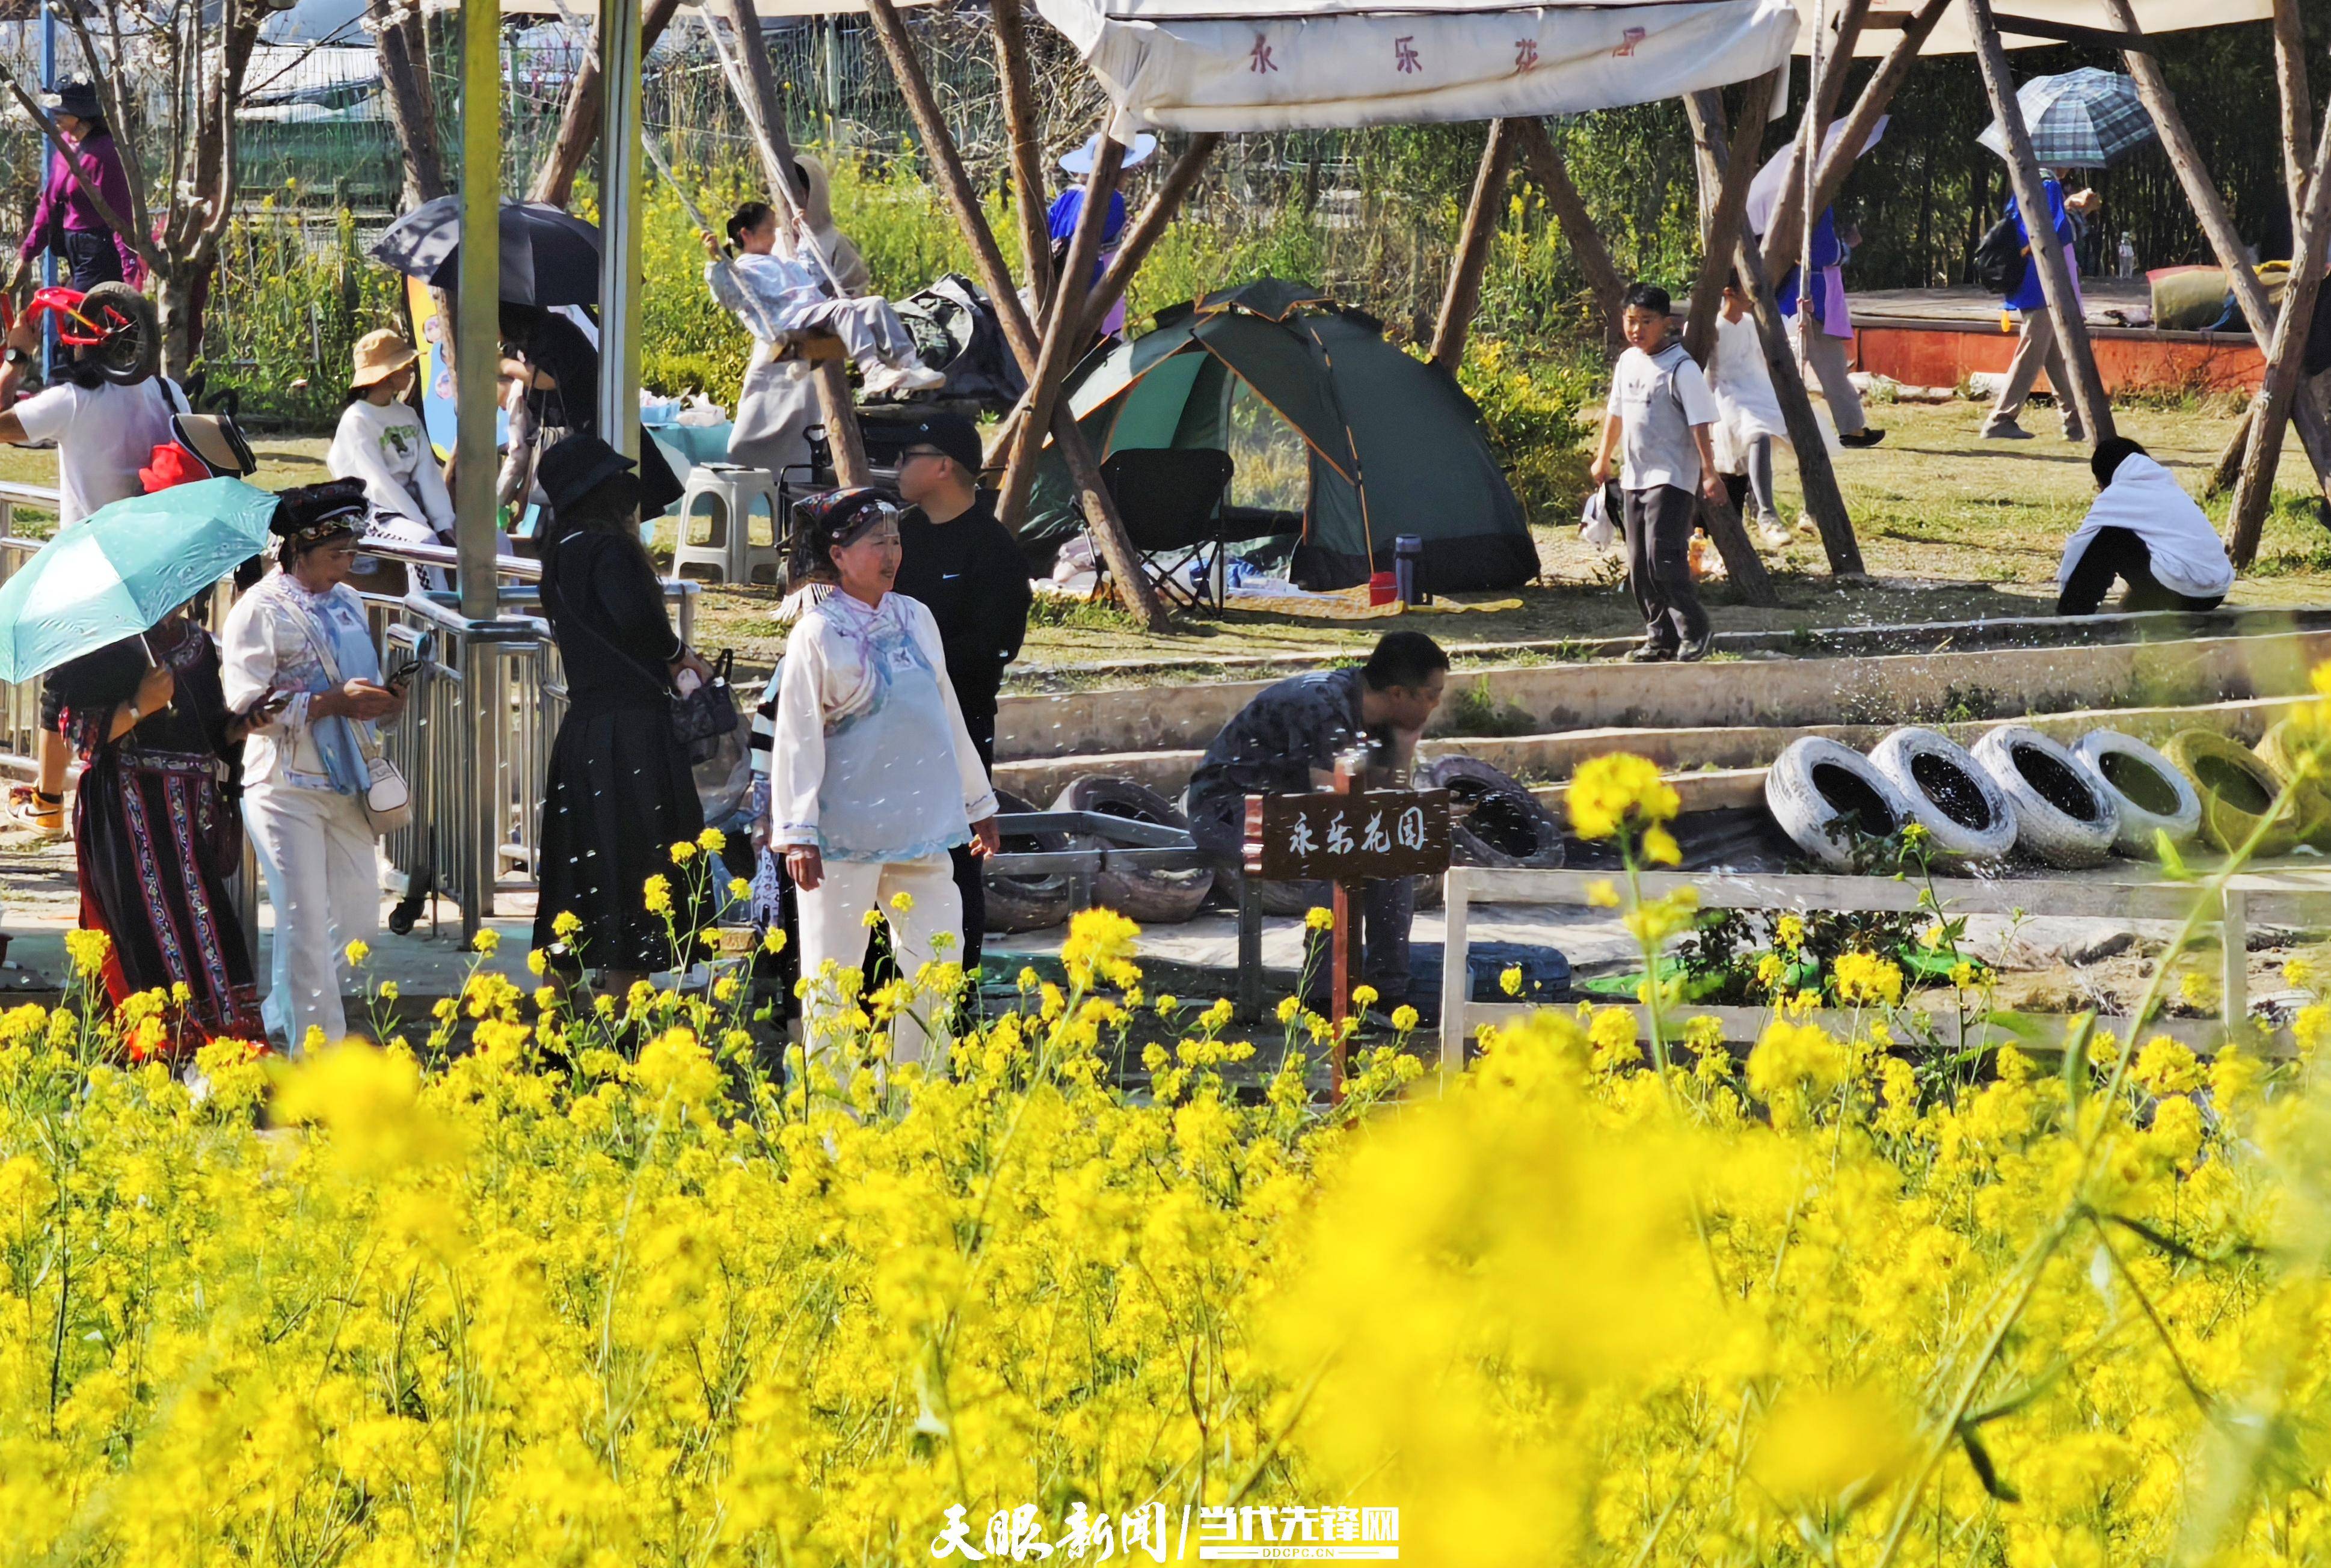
{"left": 328, "top": 399, "right": 455, "bottom": 534}
{"left": 2057, "top": 453, "right": 2235, "bottom": 601}
{"left": 706, "top": 251, "right": 829, "bottom": 343}
{"left": 769, "top": 587, "right": 998, "bottom": 861}
{"left": 218, "top": 574, "right": 380, "bottom": 791}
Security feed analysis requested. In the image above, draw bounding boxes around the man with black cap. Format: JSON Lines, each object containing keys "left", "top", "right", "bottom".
{"left": 889, "top": 411, "right": 1031, "bottom": 972}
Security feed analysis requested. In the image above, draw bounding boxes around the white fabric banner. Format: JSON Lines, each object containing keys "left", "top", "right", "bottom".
{"left": 1794, "top": 0, "right": 2270, "bottom": 57}
{"left": 1033, "top": 0, "right": 1802, "bottom": 133}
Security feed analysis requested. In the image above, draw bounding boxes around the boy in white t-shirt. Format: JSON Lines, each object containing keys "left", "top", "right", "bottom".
{"left": 1588, "top": 281, "right": 1728, "bottom": 663}
{"left": 0, "top": 303, "right": 183, "bottom": 830}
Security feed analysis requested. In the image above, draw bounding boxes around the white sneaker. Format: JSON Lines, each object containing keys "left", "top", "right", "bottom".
{"left": 1757, "top": 513, "right": 1793, "bottom": 550}
{"left": 867, "top": 361, "right": 947, "bottom": 396}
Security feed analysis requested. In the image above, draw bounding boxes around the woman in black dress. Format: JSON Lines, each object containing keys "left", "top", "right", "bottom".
{"left": 531, "top": 434, "right": 714, "bottom": 987}
{"left": 48, "top": 610, "right": 270, "bottom": 1050}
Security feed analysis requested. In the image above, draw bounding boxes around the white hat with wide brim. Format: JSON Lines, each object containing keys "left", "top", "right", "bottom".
{"left": 1060, "top": 132, "right": 1158, "bottom": 176}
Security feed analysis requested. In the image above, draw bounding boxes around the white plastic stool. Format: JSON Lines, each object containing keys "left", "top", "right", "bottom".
{"left": 671, "top": 465, "right": 786, "bottom": 586}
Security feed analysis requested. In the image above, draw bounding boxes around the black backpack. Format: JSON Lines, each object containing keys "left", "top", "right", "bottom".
{"left": 1974, "top": 216, "right": 2029, "bottom": 298}
{"left": 891, "top": 272, "right": 1030, "bottom": 408}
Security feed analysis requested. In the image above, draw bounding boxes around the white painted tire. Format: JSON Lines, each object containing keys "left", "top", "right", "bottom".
{"left": 1868, "top": 727, "right": 2019, "bottom": 867}
{"left": 1763, "top": 738, "right": 1917, "bottom": 870}
{"left": 2072, "top": 730, "right": 2202, "bottom": 857}
{"left": 1971, "top": 726, "right": 2120, "bottom": 868}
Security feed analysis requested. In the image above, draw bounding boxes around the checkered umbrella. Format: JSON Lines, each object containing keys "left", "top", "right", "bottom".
{"left": 1977, "top": 68, "right": 2156, "bottom": 170}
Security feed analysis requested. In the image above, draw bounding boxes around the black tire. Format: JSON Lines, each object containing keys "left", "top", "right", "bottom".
{"left": 1049, "top": 776, "right": 1214, "bottom": 925}
{"left": 1764, "top": 738, "right": 1915, "bottom": 870}
{"left": 984, "top": 788, "right": 1073, "bottom": 934}
{"left": 1417, "top": 756, "right": 1567, "bottom": 869}
{"left": 79, "top": 282, "right": 158, "bottom": 386}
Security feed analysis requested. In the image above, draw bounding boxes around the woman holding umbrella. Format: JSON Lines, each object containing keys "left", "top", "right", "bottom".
{"left": 47, "top": 611, "right": 271, "bottom": 1049}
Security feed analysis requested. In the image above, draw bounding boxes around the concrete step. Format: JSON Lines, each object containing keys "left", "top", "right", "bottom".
{"left": 994, "top": 694, "right": 2306, "bottom": 807}
{"left": 996, "top": 625, "right": 2331, "bottom": 766}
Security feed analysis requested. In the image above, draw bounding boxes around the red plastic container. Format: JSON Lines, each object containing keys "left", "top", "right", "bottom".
{"left": 1368, "top": 571, "right": 1398, "bottom": 606}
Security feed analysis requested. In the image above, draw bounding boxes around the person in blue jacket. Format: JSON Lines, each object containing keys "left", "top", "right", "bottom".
{"left": 1983, "top": 170, "right": 2101, "bottom": 441}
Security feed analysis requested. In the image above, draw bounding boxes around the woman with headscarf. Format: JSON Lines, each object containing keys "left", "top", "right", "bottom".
{"left": 530, "top": 433, "right": 716, "bottom": 988}
{"left": 220, "top": 480, "right": 405, "bottom": 1052}
{"left": 14, "top": 78, "right": 141, "bottom": 292}
{"left": 769, "top": 489, "right": 1000, "bottom": 1063}
{"left": 46, "top": 605, "right": 269, "bottom": 1050}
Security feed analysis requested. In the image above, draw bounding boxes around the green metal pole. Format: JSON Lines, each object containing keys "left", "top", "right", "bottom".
{"left": 455, "top": 0, "right": 502, "bottom": 622}
{"left": 598, "top": 0, "right": 644, "bottom": 459}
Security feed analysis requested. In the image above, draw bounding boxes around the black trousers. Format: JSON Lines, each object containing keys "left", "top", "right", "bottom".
{"left": 1626, "top": 484, "right": 1709, "bottom": 648}
{"left": 60, "top": 230, "right": 122, "bottom": 292}
{"left": 2057, "top": 527, "right": 2228, "bottom": 616}
{"left": 1188, "top": 795, "right": 1416, "bottom": 1007}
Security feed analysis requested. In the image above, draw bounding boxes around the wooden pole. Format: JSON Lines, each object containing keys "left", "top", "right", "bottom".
{"left": 1763, "top": 0, "right": 1950, "bottom": 284}
{"left": 1428, "top": 119, "right": 1518, "bottom": 373}
{"left": 998, "top": 118, "right": 1123, "bottom": 527}
{"left": 1076, "top": 132, "right": 1221, "bottom": 345}
{"left": 990, "top": 0, "right": 1054, "bottom": 319}
{"left": 706, "top": 0, "right": 872, "bottom": 488}
{"left": 2228, "top": 118, "right": 2331, "bottom": 566}
{"left": 370, "top": 0, "right": 446, "bottom": 206}
{"left": 1685, "top": 89, "right": 1865, "bottom": 577}
{"left": 1683, "top": 73, "right": 1778, "bottom": 364}
{"left": 527, "top": 0, "right": 682, "bottom": 207}
{"left": 1964, "top": 0, "right": 2114, "bottom": 447}
{"left": 2102, "top": 0, "right": 2331, "bottom": 496}
{"left": 860, "top": 0, "right": 1172, "bottom": 630}
{"left": 1761, "top": 0, "right": 1875, "bottom": 283}
{"left": 597, "top": 0, "right": 645, "bottom": 461}
{"left": 1511, "top": 118, "right": 1624, "bottom": 351}
{"left": 2275, "top": 0, "right": 2314, "bottom": 224}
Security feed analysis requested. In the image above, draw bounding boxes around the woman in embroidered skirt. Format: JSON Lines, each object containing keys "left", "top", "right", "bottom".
{"left": 46, "top": 609, "right": 266, "bottom": 1050}
{"left": 770, "top": 489, "right": 999, "bottom": 1064}
{"left": 220, "top": 480, "right": 404, "bottom": 1053}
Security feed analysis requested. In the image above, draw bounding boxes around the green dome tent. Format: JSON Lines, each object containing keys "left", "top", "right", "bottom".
{"left": 1024, "top": 279, "right": 1538, "bottom": 594}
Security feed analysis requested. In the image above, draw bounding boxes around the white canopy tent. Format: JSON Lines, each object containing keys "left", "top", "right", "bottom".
{"left": 1031, "top": 0, "right": 1799, "bottom": 133}
{"left": 1789, "top": 0, "right": 2269, "bottom": 55}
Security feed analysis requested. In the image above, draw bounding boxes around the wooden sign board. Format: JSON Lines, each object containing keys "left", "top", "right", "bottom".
{"left": 1242, "top": 788, "right": 1452, "bottom": 885}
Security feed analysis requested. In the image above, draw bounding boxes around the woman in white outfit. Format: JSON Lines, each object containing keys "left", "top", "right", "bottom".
{"left": 701, "top": 201, "right": 944, "bottom": 412}
{"left": 328, "top": 328, "right": 496, "bottom": 596}
{"left": 770, "top": 489, "right": 999, "bottom": 1063}
{"left": 220, "top": 480, "right": 404, "bottom": 1052}
{"left": 1709, "top": 282, "right": 1795, "bottom": 550}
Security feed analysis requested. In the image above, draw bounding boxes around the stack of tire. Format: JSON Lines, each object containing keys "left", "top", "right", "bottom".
{"left": 1765, "top": 725, "right": 2201, "bottom": 872}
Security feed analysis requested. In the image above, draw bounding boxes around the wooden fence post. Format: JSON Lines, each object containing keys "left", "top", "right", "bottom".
{"left": 1964, "top": 0, "right": 2116, "bottom": 447}
{"left": 2228, "top": 119, "right": 2331, "bottom": 566}
{"left": 991, "top": 0, "right": 1054, "bottom": 319}
{"left": 1429, "top": 120, "right": 1518, "bottom": 373}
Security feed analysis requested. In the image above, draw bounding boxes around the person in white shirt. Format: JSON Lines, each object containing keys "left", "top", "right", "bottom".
{"left": 769, "top": 488, "right": 1000, "bottom": 1065}
{"left": 1710, "top": 282, "right": 1793, "bottom": 550}
{"left": 1588, "top": 281, "right": 1729, "bottom": 663}
{"left": 701, "top": 200, "right": 945, "bottom": 409}
{"left": 219, "top": 480, "right": 405, "bottom": 1052}
{"left": 328, "top": 328, "right": 484, "bottom": 595}
{"left": 0, "top": 298, "right": 184, "bottom": 831}
{"left": 2056, "top": 438, "right": 2233, "bottom": 616}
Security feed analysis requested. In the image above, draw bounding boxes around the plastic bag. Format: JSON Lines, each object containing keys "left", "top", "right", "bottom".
{"left": 1580, "top": 482, "right": 1620, "bottom": 549}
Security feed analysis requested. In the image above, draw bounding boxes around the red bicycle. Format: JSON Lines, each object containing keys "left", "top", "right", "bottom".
{"left": 2, "top": 280, "right": 158, "bottom": 385}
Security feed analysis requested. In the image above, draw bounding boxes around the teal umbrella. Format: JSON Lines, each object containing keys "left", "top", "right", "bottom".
{"left": 0, "top": 478, "right": 278, "bottom": 682}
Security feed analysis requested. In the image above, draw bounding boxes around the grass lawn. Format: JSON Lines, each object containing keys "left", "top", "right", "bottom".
{"left": 11, "top": 400, "right": 2317, "bottom": 691}
{"left": 680, "top": 394, "right": 2331, "bottom": 687}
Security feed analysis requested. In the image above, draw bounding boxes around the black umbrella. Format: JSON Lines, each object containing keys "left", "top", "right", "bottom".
{"left": 370, "top": 197, "right": 603, "bottom": 308}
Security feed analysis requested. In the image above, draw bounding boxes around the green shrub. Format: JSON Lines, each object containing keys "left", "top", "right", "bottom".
{"left": 1456, "top": 334, "right": 1597, "bottom": 528}
{"left": 201, "top": 194, "right": 405, "bottom": 427}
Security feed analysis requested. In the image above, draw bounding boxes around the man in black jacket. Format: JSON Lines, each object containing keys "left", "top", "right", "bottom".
{"left": 892, "top": 411, "right": 1033, "bottom": 975}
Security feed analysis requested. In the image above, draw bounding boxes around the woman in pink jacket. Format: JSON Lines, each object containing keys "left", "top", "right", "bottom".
{"left": 16, "top": 79, "right": 141, "bottom": 292}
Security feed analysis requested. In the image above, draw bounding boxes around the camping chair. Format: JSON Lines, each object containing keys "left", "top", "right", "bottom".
{"left": 1099, "top": 447, "right": 1235, "bottom": 611}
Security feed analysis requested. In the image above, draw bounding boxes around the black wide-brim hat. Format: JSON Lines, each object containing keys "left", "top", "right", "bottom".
{"left": 38, "top": 80, "right": 101, "bottom": 122}
{"left": 537, "top": 432, "right": 636, "bottom": 516}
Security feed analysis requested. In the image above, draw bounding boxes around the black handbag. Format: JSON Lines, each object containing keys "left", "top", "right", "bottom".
{"left": 672, "top": 648, "right": 741, "bottom": 766}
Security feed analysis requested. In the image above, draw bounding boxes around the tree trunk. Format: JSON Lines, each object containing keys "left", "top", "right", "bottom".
{"left": 1428, "top": 120, "right": 1517, "bottom": 374}
{"left": 2228, "top": 121, "right": 2331, "bottom": 565}
{"left": 1510, "top": 118, "right": 1624, "bottom": 351}
{"left": 528, "top": 0, "right": 684, "bottom": 209}
{"left": 2275, "top": 0, "right": 2314, "bottom": 224}
{"left": 990, "top": 0, "right": 1053, "bottom": 320}
{"left": 1681, "top": 74, "right": 1779, "bottom": 366}
{"left": 373, "top": 0, "right": 446, "bottom": 206}
{"left": 1965, "top": 0, "right": 2114, "bottom": 446}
